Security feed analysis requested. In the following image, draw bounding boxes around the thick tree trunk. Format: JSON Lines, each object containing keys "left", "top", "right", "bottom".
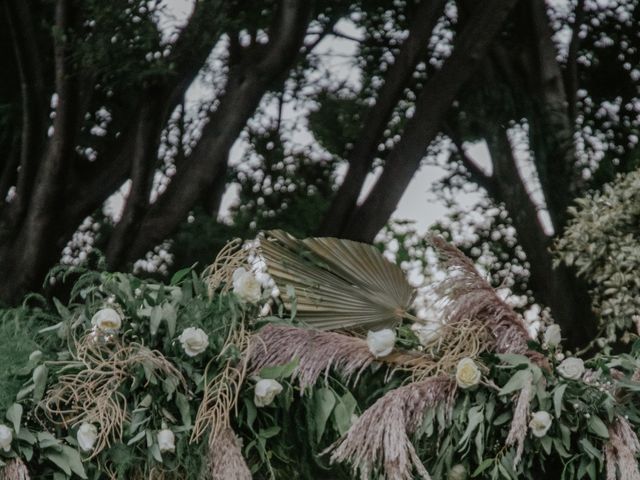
{"left": 487, "top": 129, "right": 597, "bottom": 349}
{"left": 339, "top": 0, "right": 518, "bottom": 242}
{"left": 317, "top": 0, "right": 446, "bottom": 236}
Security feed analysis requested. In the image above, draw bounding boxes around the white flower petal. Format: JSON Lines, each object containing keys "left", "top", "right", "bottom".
{"left": 367, "top": 329, "right": 396, "bottom": 358}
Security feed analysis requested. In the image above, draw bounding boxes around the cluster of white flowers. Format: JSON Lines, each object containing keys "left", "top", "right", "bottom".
{"left": 367, "top": 329, "right": 396, "bottom": 358}
{"left": 254, "top": 379, "right": 283, "bottom": 407}
{"left": 178, "top": 327, "right": 209, "bottom": 357}
{"left": 232, "top": 268, "right": 262, "bottom": 303}
{"left": 411, "top": 321, "right": 442, "bottom": 347}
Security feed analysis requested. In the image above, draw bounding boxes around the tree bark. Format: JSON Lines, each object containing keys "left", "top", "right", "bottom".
{"left": 486, "top": 128, "right": 596, "bottom": 349}
{"left": 340, "top": 0, "right": 518, "bottom": 242}
{"left": 123, "top": 0, "right": 311, "bottom": 263}
{"left": 0, "top": 0, "right": 77, "bottom": 303}
{"left": 105, "top": 93, "right": 169, "bottom": 268}
{"left": 317, "top": 0, "right": 446, "bottom": 236}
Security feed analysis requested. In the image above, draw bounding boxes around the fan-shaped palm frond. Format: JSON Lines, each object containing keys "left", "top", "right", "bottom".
{"left": 259, "top": 230, "right": 415, "bottom": 331}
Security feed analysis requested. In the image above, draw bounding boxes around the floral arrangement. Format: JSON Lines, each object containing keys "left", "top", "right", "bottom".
{"left": 0, "top": 231, "right": 639, "bottom": 479}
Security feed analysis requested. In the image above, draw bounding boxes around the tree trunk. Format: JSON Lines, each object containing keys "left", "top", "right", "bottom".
{"left": 339, "top": 0, "right": 518, "bottom": 242}
{"left": 317, "top": 0, "right": 446, "bottom": 236}
{"left": 487, "top": 128, "right": 597, "bottom": 350}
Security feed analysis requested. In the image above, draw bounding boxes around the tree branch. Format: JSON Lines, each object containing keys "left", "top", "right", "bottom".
{"left": 105, "top": 93, "right": 168, "bottom": 268}
{"left": 317, "top": 0, "right": 447, "bottom": 236}
{"left": 525, "top": 0, "right": 575, "bottom": 231}
{"left": 123, "top": 0, "right": 311, "bottom": 263}
{"left": 486, "top": 127, "right": 596, "bottom": 348}
{"left": 342, "top": 0, "right": 518, "bottom": 242}
{"left": 4, "top": 0, "right": 48, "bottom": 225}
{"left": 565, "top": 0, "right": 585, "bottom": 124}
{"left": 444, "top": 123, "right": 497, "bottom": 197}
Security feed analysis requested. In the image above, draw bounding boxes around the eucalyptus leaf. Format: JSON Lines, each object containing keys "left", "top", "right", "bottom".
{"left": 6, "top": 403, "right": 22, "bottom": 434}
{"left": 313, "top": 388, "right": 336, "bottom": 443}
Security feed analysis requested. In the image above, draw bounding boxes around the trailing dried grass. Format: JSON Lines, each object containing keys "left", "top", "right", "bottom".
{"left": 605, "top": 416, "right": 640, "bottom": 480}
{"left": 327, "top": 376, "right": 456, "bottom": 480}
{"left": 504, "top": 374, "right": 532, "bottom": 468}
{"left": 192, "top": 323, "right": 251, "bottom": 444}
{"left": 208, "top": 426, "right": 252, "bottom": 480}
{"left": 202, "top": 238, "right": 254, "bottom": 296}
{"left": 0, "top": 459, "right": 30, "bottom": 480}
{"left": 428, "top": 236, "right": 545, "bottom": 365}
{"left": 41, "top": 334, "right": 185, "bottom": 458}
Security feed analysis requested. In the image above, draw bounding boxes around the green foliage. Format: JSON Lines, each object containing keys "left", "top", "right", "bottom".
{"left": 556, "top": 168, "right": 640, "bottom": 341}
{"left": 233, "top": 127, "right": 335, "bottom": 238}
{"left": 3, "top": 257, "right": 640, "bottom": 478}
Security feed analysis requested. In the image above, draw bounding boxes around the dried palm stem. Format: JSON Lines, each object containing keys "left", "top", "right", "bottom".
{"left": 428, "top": 236, "right": 546, "bottom": 366}
{"left": 41, "top": 334, "right": 185, "bottom": 458}
{"left": 328, "top": 376, "right": 456, "bottom": 480}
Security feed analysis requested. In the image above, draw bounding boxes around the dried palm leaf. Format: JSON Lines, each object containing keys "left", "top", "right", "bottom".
{"left": 259, "top": 230, "right": 415, "bottom": 331}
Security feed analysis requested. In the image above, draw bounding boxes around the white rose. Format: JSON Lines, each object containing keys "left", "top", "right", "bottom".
{"left": 232, "top": 268, "right": 262, "bottom": 303}
{"left": 157, "top": 429, "right": 175, "bottom": 453}
{"left": 448, "top": 464, "right": 467, "bottom": 480}
{"left": 91, "top": 308, "right": 122, "bottom": 331}
{"left": 543, "top": 324, "right": 562, "bottom": 348}
{"left": 77, "top": 423, "right": 98, "bottom": 452}
{"left": 455, "top": 357, "right": 481, "bottom": 389}
{"left": 178, "top": 327, "right": 209, "bottom": 357}
{"left": 557, "top": 357, "right": 585, "bottom": 380}
{"left": 29, "top": 350, "right": 43, "bottom": 362}
{"left": 0, "top": 425, "right": 13, "bottom": 452}
{"left": 411, "top": 322, "right": 442, "bottom": 347}
{"left": 254, "top": 379, "right": 283, "bottom": 407}
{"left": 529, "top": 411, "right": 553, "bottom": 438}
{"left": 367, "top": 329, "right": 396, "bottom": 358}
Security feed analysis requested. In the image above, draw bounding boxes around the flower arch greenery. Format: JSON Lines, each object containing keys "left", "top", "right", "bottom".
{"left": 0, "top": 231, "right": 639, "bottom": 480}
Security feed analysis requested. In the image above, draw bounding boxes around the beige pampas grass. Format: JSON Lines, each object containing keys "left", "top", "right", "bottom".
{"left": 208, "top": 426, "right": 252, "bottom": 480}
{"left": 605, "top": 416, "right": 640, "bottom": 480}
{"left": 41, "top": 334, "right": 185, "bottom": 458}
{"left": 0, "top": 459, "right": 30, "bottom": 480}
{"left": 327, "top": 376, "right": 456, "bottom": 480}
{"left": 249, "top": 324, "right": 375, "bottom": 389}
{"left": 192, "top": 324, "right": 251, "bottom": 443}
{"left": 428, "top": 236, "right": 546, "bottom": 366}
{"left": 504, "top": 374, "right": 533, "bottom": 468}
